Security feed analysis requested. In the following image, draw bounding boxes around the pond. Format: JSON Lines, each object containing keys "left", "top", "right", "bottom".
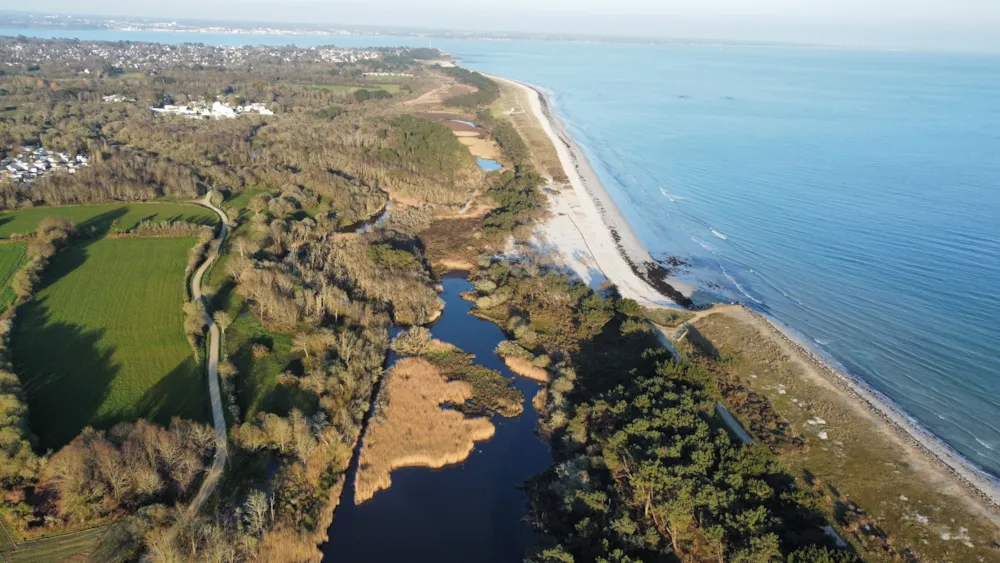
{"left": 477, "top": 157, "right": 503, "bottom": 172}
{"left": 322, "top": 274, "right": 552, "bottom": 563}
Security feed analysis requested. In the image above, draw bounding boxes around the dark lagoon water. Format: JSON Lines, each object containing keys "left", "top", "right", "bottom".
{"left": 7, "top": 27, "right": 999, "bottom": 483}
{"left": 322, "top": 275, "right": 551, "bottom": 563}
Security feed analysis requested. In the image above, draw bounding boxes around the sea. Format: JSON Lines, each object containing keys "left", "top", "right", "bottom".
{"left": 4, "top": 28, "right": 999, "bottom": 481}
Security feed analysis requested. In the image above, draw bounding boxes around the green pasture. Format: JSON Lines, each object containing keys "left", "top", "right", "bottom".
{"left": 12, "top": 237, "right": 209, "bottom": 449}
{"left": 0, "top": 243, "right": 27, "bottom": 311}
{"left": 0, "top": 202, "right": 218, "bottom": 239}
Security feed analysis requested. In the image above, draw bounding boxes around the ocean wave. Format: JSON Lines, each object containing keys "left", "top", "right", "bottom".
{"left": 690, "top": 236, "right": 714, "bottom": 252}
{"left": 711, "top": 229, "right": 728, "bottom": 241}
{"left": 659, "top": 187, "right": 678, "bottom": 203}
{"left": 722, "top": 268, "right": 763, "bottom": 304}
{"left": 976, "top": 438, "right": 997, "bottom": 452}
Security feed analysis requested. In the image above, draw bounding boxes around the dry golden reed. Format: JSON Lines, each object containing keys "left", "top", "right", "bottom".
{"left": 353, "top": 358, "right": 495, "bottom": 504}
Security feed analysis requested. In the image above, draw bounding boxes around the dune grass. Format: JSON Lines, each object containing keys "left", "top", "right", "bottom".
{"left": 689, "top": 312, "right": 1000, "bottom": 562}
{"left": 0, "top": 242, "right": 27, "bottom": 311}
{"left": 0, "top": 202, "right": 218, "bottom": 239}
{"left": 11, "top": 237, "right": 209, "bottom": 450}
{"left": 644, "top": 306, "right": 694, "bottom": 328}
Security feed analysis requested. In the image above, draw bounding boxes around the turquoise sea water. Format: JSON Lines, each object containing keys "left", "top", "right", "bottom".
{"left": 5, "top": 29, "right": 999, "bottom": 480}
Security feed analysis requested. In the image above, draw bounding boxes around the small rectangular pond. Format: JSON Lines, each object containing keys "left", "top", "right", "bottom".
{"left": 477, "top": 157, "right": 502, "bottom": 172}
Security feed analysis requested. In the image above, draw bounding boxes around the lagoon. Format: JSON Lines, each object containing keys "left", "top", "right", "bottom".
{"left": 322, "top": 275, "right": 550, "bottom": 563}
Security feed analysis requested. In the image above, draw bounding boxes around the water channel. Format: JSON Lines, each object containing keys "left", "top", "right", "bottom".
{"left": 322, "top": 274, "right": 552, "bottom": 563}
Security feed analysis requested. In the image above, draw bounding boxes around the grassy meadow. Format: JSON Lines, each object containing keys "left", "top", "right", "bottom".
{"left": 303, "top": 83, "right": 401, "bottom": 94}
{"left": 12, "top": 237, "right": 209, "bottom": 449}
{"left": 0, "top": 242, "right": 27, "bottom": 310}
{"left": 0, "top": 526, "right": 105, "bottom": 563}
{"left": 0, "top": 202, "right": 217, "bottom": 238}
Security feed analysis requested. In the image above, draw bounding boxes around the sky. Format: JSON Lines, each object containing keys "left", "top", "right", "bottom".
{"left": 20, "top": 0, "right": 1000, "bottom": 51}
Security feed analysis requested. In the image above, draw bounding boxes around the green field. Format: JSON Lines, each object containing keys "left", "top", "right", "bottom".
{"left": 12, "top": 237, "right": 209, "bottom": 449}
{"left": 0, "top": 202, "right": 218, "bottom": 239}
{"left": 0, "top": 526, "right": 104, "bottom": 562}
{"left": 0, "top": 243, "right": 27, "bottom": 311}
{"left": 223, "top": 188, "right": 269, "bottom": 215}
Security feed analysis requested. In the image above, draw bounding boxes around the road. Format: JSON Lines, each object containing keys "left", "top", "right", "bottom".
{"left": 185, "top": 192, "right": 230, "bottom": 517}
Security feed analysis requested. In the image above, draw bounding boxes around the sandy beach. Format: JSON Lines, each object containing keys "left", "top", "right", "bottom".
{"left": 490, "top": 72, "right": 1000, "bottom": 519}
{"left": 488, "top": 74, "right": 693, "bottom": 308}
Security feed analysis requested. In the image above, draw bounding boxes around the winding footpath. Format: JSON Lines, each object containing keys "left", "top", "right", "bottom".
{"left": 185, "top": 193, "right": 230, "bottom": 517}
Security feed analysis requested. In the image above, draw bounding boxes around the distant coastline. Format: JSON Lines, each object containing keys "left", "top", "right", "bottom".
{"left": 0, "top": 12, "right": 829, "bottom": 49}
{"left": 494, "top": 71, "right": 1000, "bottom": 513}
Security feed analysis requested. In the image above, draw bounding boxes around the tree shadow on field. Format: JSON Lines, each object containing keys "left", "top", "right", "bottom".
{"left": 74, "top": 207, "right": 131, "bottom": 240}
{"left": 133, "top": 357, "right": 212, "bottom": 426}
{"left": 11, "top": 301, "right": 119, "bottom": 452}
{"left": 162, "top": 213, "right": 218, "bottom": 227}
{"left": 12, "top": 208, "right": 141, "bottom": 451}
{"left": 28, "top": 209, "right": 132, "bottom": 297}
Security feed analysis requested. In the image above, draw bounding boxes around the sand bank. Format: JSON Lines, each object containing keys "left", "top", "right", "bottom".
{"left": 487, "top": 74, "right": 692, "bottom": 308}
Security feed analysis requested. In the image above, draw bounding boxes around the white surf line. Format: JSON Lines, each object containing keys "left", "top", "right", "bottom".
{"left": 487, "top": 73, "right": 681, "bottom": 307}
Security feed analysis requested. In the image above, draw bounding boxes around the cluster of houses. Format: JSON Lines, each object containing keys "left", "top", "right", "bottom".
{"left": 362, "top": 71, "right": 414, "bottom": 77}
{"left": 102, "top": 94, "right": 136, "bottom": 103}
{"left": 151, "top": 100, "right": 274, "bottom": 120}
{"left": 1, "top": 147, "right": 89, "bottom": 184}
{"left": 1, "top": 38, "right": 395, "bottom": 72}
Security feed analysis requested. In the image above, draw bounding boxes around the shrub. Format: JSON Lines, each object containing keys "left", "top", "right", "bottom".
{"left": 620, "top": 318, "right": 652, "bottom": 335}
{"left": 495, "top": 340, "right": 532, "bottom": 360}
{"left": 251, "top": 343, "right": 271, "bottom": 358}
{"left": 391, "top": 327, "right": 433, "bottom": 357}
{"left": 532, "top": 354, "right": 552, "bottom": 368}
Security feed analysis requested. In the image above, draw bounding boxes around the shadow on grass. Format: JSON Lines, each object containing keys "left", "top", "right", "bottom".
{"left": 11, "top": 207, "right": 206, "bottom": 451}
{"left": 12, "top": 300, "right": 119, "bottom": 451}
{"left": 133, "top": 356, "right": 211, "bottom": 426}
{"left": 74, "top": 207, "right": 132, "bottom": 240}
{"left": 160, "top": 213, "right": 218, "bottom": 227}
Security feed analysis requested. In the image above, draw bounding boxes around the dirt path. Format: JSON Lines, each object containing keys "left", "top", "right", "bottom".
{"left": 185, "top": 193, "right": 229, "bottom": 517}
{"left": 404, "top": 81, "right": 475, "bottom": 108}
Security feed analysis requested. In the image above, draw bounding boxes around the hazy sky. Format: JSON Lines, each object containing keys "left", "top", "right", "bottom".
{"left": 23, "top": 0, "right": 1000, "bottom": 50}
